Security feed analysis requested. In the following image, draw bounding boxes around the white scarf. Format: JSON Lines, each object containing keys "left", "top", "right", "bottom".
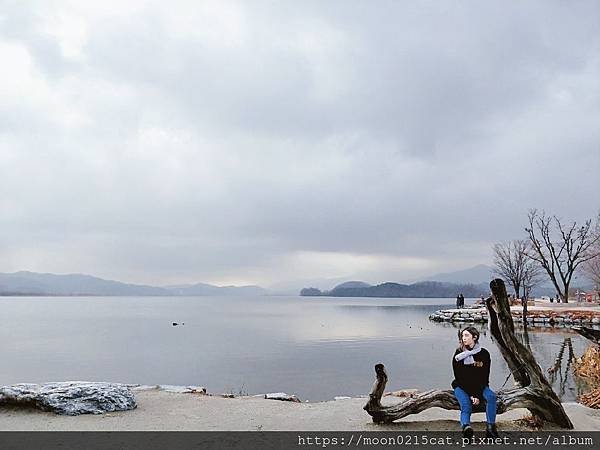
{"left": 455, "top": 343, "right": 482, "bottom": 365}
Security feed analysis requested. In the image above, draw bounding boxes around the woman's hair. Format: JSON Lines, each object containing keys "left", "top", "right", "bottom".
{"left": 457, "top": 326, "right": 480, "bottom": 350}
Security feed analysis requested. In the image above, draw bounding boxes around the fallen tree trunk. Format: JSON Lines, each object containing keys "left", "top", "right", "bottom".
{"left": 364, "top": 279, "right": 573, "bottom": 428}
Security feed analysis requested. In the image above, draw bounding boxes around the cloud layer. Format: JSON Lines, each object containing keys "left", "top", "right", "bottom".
{"left": 1, "top": 0, "right": 599, "bottom": 286}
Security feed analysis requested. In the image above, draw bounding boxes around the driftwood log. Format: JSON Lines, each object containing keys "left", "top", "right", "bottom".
{"left": 364, "top": 279, "right": 573, "bottom": 428}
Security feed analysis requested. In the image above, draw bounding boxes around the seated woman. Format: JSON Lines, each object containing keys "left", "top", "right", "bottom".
{"left": 451, "top": 326, "right": 499, "bottom": 438}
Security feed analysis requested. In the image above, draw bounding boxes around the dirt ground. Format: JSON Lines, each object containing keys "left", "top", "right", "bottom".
{"left": 0, "top": 391, "right": 599, "bottom": 431}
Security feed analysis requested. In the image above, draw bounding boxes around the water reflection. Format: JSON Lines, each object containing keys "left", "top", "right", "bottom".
{"left": 519, "top": 323, "right": 531, "bottom": 350}
{"left": 0, "top": 296, "right": 593, "bottom": 402}
{"left": 546, "top": 338, "right": 573, "bottom": 398}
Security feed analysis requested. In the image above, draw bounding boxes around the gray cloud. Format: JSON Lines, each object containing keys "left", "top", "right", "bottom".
{"left": 1, "top": 0, "right": 599, "bottom": 287}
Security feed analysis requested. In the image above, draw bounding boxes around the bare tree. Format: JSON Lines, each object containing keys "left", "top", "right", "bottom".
{"left": 582, "top": 213, "right": 600, "bottom": 291}
{"left": 493, "top": 240, "right": 534, "bottom": 298}
{"left": 493, "top": 239, "right": 543, "bottom": 321}
{"left": 583, "top": 255, "right": 600, "bottom": 290}
{"left": 525, "top": 210, "right": 600, "bottom": 303}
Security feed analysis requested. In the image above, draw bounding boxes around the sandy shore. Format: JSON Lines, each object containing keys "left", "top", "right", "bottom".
{"left": 1, "top": 391, "right": 599, "bottom": 431}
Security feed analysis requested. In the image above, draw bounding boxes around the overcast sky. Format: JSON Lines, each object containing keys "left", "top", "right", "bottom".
{"left": 1, "top": 1, "right": 599, "bottom": 288}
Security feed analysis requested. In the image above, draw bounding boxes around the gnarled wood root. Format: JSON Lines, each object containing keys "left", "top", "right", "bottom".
{"left": 364, "top": 279, "right": 573, "bottom": 429}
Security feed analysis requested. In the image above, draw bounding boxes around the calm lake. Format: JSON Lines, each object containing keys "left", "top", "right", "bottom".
{"left": 0, "top": 296, "right": 593, "bottom": 401}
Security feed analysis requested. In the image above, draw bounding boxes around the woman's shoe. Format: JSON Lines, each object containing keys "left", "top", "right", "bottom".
{"left": 462, "top": 424, "right": 474, "bottom": 439}
{"left": 486, "top": 423, "right": 499, "bottom": 438}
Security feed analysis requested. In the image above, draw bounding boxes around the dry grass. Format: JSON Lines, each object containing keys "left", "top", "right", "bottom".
{"left": 579, "top": 388, "right": 600, "bottom": 409}
{"left": 573, "top": 345, "right": 600, "bottom": 408}
{"left": 573, "top": 346, "right": 600, "bottom": 382}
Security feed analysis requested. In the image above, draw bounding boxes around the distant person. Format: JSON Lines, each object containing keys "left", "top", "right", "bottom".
{"left": 460, "top": 293, "right": 465, "bottom": 308}
{"left": 456, "top": 294, "right": 461, "bottom": 309}
{"left": 550, "top": 296, "right": 554, "bottom": 303}
{"left": 452, "top": 326, "right": 499, "bottom": 439}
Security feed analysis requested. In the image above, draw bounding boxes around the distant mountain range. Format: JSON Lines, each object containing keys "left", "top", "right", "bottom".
{"left": 2, "top": 264, "right": 586, "bottom": 298}
{"left": 272, "top": 266, "right": 496, "bottom": 295}
{"left": 267, "top": 276, "right": 350, "bottom": 295}
{"left": 299, "top": 265, "right": 497, "bottom": 298}
{"left": 299, "top": 264, "right": 593, "bottom": 298}
{"left": 0, "top": 271, "right": 266, "bottom": 297}
{"left": 301, "top": 280, "right": 489, "bottom": 298}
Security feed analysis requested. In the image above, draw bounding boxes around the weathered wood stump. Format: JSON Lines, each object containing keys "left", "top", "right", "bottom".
{"left": 364, "top": 279, "right": 573, "bottom": 428}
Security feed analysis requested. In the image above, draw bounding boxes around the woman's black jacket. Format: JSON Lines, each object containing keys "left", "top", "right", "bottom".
{"left": 451, "top": 347, "right": 491, "bottom": 398}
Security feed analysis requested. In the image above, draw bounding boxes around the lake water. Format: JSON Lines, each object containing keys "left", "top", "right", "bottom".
{"left": 0, "top": 296, "right": 593, "bottom": 401}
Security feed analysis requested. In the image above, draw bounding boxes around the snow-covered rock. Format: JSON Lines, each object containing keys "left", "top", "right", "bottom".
{"left": 0, "top": 381, "right": 136, "bottom": 415}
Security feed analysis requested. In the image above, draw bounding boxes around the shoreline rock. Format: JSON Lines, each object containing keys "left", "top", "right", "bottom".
{"left": 429, "top": 307, "right": 600, "bottom": 329}
{"left": 0, "top": 382, "right": 136, "bottom": 416}
{"left": 264, "top": 392, "right": 301, "bottom": 402}
{"left": 128, "top": 384, "right": 208, "bottom": 395}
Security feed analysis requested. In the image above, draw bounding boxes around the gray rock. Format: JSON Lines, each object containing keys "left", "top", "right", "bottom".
{"left": 130, "top": 384, "right": 159, "bottom": 391}
{"left": 0, "top": 382, "right": 136, "bottom": 415}
{"left": 158, "top": 385, "right": 206, "bottom": 394}
{"left": 264, "top": 392, "right": 301, "bottom": 402}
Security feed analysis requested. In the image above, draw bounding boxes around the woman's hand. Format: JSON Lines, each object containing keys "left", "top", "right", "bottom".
{"left": 471, "top": 396, "right": 480, "bottom": 406}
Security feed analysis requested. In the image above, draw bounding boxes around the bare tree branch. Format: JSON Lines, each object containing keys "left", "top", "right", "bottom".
{"left": 493, "top": 240, "right": 530, "bottom": 298}
{"left": 582, "top": 213, "right": 600, "bottom": 290}
{"left": 525, "top": 210, "right": 600, "bottom": 302}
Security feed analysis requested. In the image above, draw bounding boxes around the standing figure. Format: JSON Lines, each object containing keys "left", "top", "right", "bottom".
{"left": 456, "top": 294, "right": 461, "bottom": 309}
{"left": 451, "top": 326, "right": 499, "bottom": 439}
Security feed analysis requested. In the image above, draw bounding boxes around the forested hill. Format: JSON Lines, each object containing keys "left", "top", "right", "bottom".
{"left": 301, "top": 281, "right": 489, "bottom": 298}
